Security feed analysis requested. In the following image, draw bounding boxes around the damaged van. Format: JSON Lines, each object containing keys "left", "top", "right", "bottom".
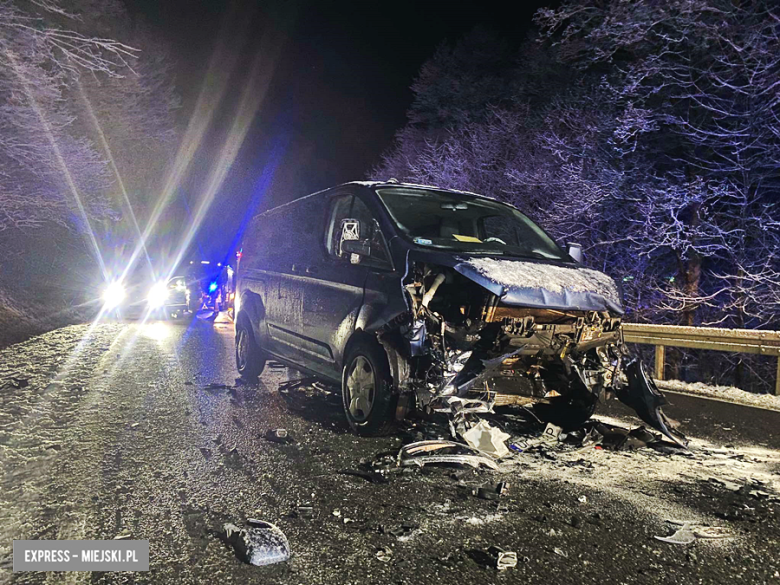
{"left": 235, "top": 181, "right": 686, "bottom": 446}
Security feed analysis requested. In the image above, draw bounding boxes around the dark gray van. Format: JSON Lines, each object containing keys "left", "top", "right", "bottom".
{"left": 235, "top": 181, "right": 685, "bottom": 445}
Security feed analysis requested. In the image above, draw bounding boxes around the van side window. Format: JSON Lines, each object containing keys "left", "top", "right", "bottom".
{"left": 326, "top": 195, "right": 391, "bottom": 269}
{"left": 326, "top": 195, "right": 354, "bottom": 257}
{"left": 350, "top": 197, "right": 390, "bottom": 266}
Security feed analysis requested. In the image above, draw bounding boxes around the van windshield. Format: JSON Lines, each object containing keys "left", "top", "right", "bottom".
{"left": 375, "top": 187, "right": 568, "bottom": 261}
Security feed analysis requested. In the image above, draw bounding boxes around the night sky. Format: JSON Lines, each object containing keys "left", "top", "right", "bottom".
{"left": 124, "top": 0, "right": 551, "bottom": 262}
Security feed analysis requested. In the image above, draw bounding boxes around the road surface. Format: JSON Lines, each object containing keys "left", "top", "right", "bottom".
{"left": 1, "top": 317, "right": 779, "bottom": 584}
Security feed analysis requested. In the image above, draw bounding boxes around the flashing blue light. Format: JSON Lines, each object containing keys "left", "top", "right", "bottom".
{"left": 209, "top": 281, "right": 218, "bottom": 292}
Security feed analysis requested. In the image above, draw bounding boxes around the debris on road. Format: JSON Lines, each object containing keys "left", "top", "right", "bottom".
{"left": 204, "top": 382, "right": 231, "bottom": 393}
{"left": 381, "top": 522, "right": 418, "bottom": 540}
{"left": 265, "top": 429, "right": 295, "bottom": 444}
{"left": 294, "top": 505, "right": 314, "bottom": 519}
{"left": 487, "top": 546, "right": 517, "bottom": 571}
{"left": 461, "top": 420, "right": 511, "bottom": 458}
{"left": 655, "top": 522, "right": 695, "bottom": 545}
{"left": 655, "top": 520, "right": 731, "bottom": 545}
{"left": 339, "top": 468, "right": 389, "bottom": 483}
{"left": 376, "top": 547, "right": 393, "bottom": 562}
{"left": 539, "top": 423, "right": 563, "bottom": 444}
{"left": 475, "top": 482, "right": 509, "bottom": 501}
{"left": 694, "top": 526, "right": 731, "bottom": 539}
{"left": 223, "top": 519, "right": 291, "bottom": 566}
{"left": 397, "top": 440, "right": 500, "bottom": 470}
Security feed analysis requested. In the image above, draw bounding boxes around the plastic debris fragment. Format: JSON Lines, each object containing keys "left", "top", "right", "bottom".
{"left": 488, "top": 546, "right": 517, "bottom": 571}
{"left": 655, "top": 522, "right": 695, "bottom": 545}
{"left": 223, "top": 520, "right": 291, "bottom": 566}
{"left": 539, "top": 423, "right": 563, "bottom": 444}
{"left": 397, "top": 440, "right": 500, "bottom": 470}
{"left": 461, "top": 420, "right": 511, "bottom": 458}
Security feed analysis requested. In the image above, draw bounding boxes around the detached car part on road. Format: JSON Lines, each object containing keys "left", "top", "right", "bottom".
{"left": 234, "top": 181, "right": 686, "bottom": 447}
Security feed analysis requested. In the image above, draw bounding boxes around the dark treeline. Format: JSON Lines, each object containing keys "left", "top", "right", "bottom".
{"left": 374, "top": 1, "right": 780, "bottom": 389}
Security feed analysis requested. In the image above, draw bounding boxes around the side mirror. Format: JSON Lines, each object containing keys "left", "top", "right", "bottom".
{"left": 567, "top": 242, "right": 584, "bottom": 263}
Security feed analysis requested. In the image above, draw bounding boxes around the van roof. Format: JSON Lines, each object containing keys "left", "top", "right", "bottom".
{"left": 255, "top": 180, "right": 494, "bottom": 218}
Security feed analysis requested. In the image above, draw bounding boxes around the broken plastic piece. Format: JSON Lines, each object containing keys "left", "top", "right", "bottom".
{"left": 476, "top": 482, "right": 509, "bottom": 501}
{"left": 618, "top": 359, "right": 688, "bottom": 448}
{"left": 376, "top": 547, "right": 393, "bottom": 562}
{"left": 461, "top": 420, "right": 511, "bottom": 459}
{"left": 539, "top": 423, "right": 563, "bottom": 444}
{"left": 223, "top": 520, "right": 291, "bottom": 566}
{"left": 265, "top": 429, "right": 295, "bottom": 444}
{"left": 398, "top": 440, "right": 499, "bottom": 470}
{"left": 487, "top": 546, "right": 517, "bottom": 571}
{"left": 694, "top": 526, "right": 731, "bottom": 539}
{"left": 654, "top": 522, "right": 695, "bottom": 545}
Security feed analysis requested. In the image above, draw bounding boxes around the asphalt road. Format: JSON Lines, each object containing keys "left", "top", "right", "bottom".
{"left": 1, "top": 317, "right": 779, "bottom": 584}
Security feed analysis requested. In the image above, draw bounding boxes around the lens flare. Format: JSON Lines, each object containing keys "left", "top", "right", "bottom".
{"left": 103, "top": 282, "right": 125, "bottom": 309}
{"left": 148, "top": 282, "right": 169, "bottom": 308}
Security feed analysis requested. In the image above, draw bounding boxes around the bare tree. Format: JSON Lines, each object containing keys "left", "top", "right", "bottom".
{"left": 0, "top": 0, "right": 177, "bottom": 232}
{"left": 535, "top": 0, "right": 780, "bottom": 329}
{"left": 378, "top": 3, "right": 780, "bottom": 339}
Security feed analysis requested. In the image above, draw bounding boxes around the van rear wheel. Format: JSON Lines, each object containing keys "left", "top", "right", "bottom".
{"left": 236, "top": 319, "right": 265, "bottom": 380}
{"left": 342, "top": 338, "right": 396, "bottom": 436}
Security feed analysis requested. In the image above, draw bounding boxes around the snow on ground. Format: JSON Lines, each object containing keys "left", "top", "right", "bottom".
{"left": 492, "top": 412, "right": 780, "bottom": 544}
{"left": 657, "top": 379, "right": 780, "bottom": 412}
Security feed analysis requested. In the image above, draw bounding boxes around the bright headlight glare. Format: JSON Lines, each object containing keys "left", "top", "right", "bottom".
{"left": 148, "top": 282, "right": 169, "bottom": 308}
{"left": 103, "top": 282, "right": 125, "bottom": 309}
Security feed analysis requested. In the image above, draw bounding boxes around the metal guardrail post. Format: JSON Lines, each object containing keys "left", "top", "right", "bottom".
{"left": 654, "top": 345, "right": 665, "bottom": 381}
{"left": 776, "top": 357, "right": 780, "bottom": 396}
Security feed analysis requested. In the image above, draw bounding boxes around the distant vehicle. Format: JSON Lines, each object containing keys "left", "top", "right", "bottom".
{"left": 183, "top": 260, "right": 233, "bottom": 313}
{"left": 102, "top": 270, "right": 190, "bottom": 319}
{"left": 233, "top": 181, "right": 686, "bottom": 446}
{"left": 217, "top": 263, "right": 236, "bottom": 317}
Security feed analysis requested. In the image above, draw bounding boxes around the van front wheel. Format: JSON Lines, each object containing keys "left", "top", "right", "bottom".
{"left": 236, "top": 320, "right": 265, "bottom": 380}
{"left": 342, "top": 339, "right": 396, "bottom": 436}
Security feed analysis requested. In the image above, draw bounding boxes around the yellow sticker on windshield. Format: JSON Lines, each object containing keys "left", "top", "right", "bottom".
{"left": 452, "top": 234, "right": 482, "bottom": 243}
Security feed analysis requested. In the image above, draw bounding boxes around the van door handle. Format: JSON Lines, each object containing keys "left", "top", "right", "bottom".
{"left": 305, "top": 266, "right": 318, "bottom": 275}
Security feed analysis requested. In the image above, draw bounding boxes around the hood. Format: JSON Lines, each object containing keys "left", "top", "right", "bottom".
{"left": 454, "top": 256, "right": 624, "bottom": 315}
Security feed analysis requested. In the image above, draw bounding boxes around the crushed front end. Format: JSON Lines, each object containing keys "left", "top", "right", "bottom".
{"left": 377, "top": 257, "right": 687, "bottom": 448}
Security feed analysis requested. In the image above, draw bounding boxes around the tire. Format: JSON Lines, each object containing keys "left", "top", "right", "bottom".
{"left": 533, "top": 394, "right": 598, "bottom": 431}
{"left": 342, "top": 337, "right": 397, "bottom": 436}
{"left": 235, "top": 318, "right": 265, "bottom": 380}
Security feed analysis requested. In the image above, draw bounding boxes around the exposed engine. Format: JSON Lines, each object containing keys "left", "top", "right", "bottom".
{"left": 377, "top": 262, "right": 686, "bottom": 447}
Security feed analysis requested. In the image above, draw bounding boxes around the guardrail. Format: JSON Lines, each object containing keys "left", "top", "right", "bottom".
{"left": 621, "top": 323, "right": 780, "bottom": 396}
